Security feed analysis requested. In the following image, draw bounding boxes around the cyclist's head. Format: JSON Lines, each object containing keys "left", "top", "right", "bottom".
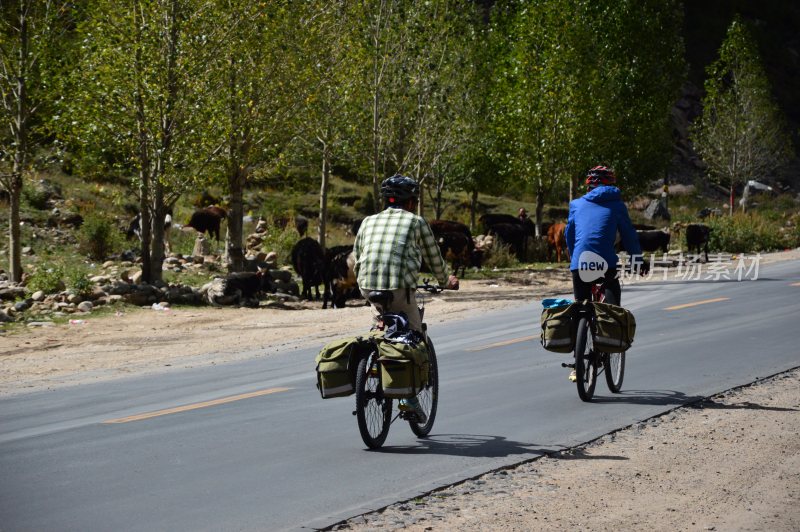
{"left": 585, "top": 166, "right": 616, "bottom": 189}
{"left": 381, "top": 174, "right": 419, "bottom": 207}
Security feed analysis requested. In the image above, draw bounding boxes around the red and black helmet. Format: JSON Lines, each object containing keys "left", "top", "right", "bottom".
{"left": 585, "top": 166, "right": 616, "bottom": 187}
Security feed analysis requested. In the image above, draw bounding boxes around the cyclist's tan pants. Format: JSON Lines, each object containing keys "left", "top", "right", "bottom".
{"left": 360, "top": 287, "right": 422, "bottom": 333}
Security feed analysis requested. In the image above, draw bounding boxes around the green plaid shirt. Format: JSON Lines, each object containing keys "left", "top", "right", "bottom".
{"left": 354, "top": 207, "right": 449, "bottom": 290}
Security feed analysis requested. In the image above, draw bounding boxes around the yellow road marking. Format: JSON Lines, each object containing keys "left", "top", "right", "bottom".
{"left": 467, "top": 335, "right": 537, "bottom": 352}
{"left": 103, "top": 387, "right": 290, "bottom": 424}
{"left": 664, "top": 297, "right": 730, "bottom": 311}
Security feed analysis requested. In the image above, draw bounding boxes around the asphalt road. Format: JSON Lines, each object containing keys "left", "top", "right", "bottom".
{"left": 1, "top": 260, "right": 798, "bottom": 531}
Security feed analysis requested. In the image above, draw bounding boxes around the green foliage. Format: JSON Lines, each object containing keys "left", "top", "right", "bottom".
{"left": 77, "top": 213, "right": 119, "bottom": 261}
{"left": 691, "top": 17, "right": 792, "bottom": 200}
{"left": 354, "top": 192, "right": 376, "bottom": 216}
{"left": 483, "top": 243, "right": 519, "bottom": 270}
{"left": 258, "top": 220, "right": 298, "bottom": 266}
{"left": 525, "top": 237, "right": 550, "bottom": 263}
{"left": 22, "top": 186, "right": 50, "bottom": 210}
{"left": 65, "top": 267, "right": 93, "bottom": 297}
{"left": 706, "top": 213, "right": 794, "bottom": 253}
{"left": 26, "top": 263, "right": 65, "bottom": 294}
{"left": 489, "top": 0, "right": 685, "bottom": 202}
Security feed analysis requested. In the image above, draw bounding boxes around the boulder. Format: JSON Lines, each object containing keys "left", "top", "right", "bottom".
{"left": 0, "top": 287, "right": 26, "bottom": 300}
{"left": 77, "top": 301, "right": 93, "bottom": 312}
{"left": 644, "top": 198, "right": 671, "bottom": 221}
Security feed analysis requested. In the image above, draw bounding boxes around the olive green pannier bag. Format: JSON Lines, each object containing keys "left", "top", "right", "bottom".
{"left": 540, "top": 303, "right": 578, "bottom": 353}
{"left": 376, "top": 338, "right": 430, "bottom": 399}
{"left": 315, "top": 336, "right": 366, "bottom": 398}
{"left": 591, "top": 302, "right": 636, "bottom": 352}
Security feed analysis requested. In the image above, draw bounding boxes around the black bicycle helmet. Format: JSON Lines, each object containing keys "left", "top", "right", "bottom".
{"left": 380, "top": 174, "right": 420, "bottom": 203}
{"left": 585, "top": 165, "right": 616, "bottom": 187}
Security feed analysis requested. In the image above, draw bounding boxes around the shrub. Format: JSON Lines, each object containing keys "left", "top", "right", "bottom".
{"left": 706, "top": 213, "right": 790, "bottom": 253}
{"left": 525, "top": 237, "right": 550, "bottom": 262}
{"left": 26, "top": 263, "right": 65, "bottom": 294}
{"left": 66, "top": 267, "right": 93, "bottom": 296}
{"left": 483, "top": 243, "right": 519, "bottom": 270}
{"left": 22, "top": 186, "right": 50, "bottom": 210}
{"left": 77, "top": 213, "right": 120, "bottom": 260}
{"left": 259, "top": 220, "right": 297, "bottom": 266}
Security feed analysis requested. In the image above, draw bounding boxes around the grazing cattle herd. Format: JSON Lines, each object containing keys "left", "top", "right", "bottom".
{"left": 119, "top": 195, "right": 721, "bottom": 308}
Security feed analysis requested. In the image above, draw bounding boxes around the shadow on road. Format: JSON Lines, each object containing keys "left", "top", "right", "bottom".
{"left": 373, "top": 433, "right": 625, "bottom": 461}
{"left": 591, "top": 389, "right": 798, "bottom": 412}
{"left": 591, "top": 389, "right": 703, "bottom": 406}
{"left": 688, "top": 398, "right": 798, "bottom": 412}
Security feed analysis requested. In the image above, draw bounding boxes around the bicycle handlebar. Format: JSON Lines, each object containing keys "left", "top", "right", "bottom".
{"left": 417, "top": 279, "right": 458, "bottom": 293}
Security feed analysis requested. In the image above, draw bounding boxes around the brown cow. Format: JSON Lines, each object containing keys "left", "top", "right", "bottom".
{"left": 547, "top": 222, "right": 568, "bottom": 262}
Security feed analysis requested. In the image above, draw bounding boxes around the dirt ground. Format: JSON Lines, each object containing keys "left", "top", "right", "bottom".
{"left": 0, "top": 268, "right": 573, "bottom": 395}
{"left": 338, "top": 368, "right": 800, "bottom": 532}
{"left": 1, "top": 249, "right": 798, "bottom": 531}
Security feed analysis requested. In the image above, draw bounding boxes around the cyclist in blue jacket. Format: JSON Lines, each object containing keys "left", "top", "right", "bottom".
{"left": 565, "top": 166, "right": 643, "bottom": 307}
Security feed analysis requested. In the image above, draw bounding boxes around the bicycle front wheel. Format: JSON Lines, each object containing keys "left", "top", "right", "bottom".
{"left": 604, "top": 352, "right": 625, "bottom": 393}
{"left": 409, "top": 337, "right": 439, "bottom": 438}
{"left": 355, "top": 353, "right": 391, "bottom": 449}
{"left": 574, "top": 317, "right": 597, "bottom": 402}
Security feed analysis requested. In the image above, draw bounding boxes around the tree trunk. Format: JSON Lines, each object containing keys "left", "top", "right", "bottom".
{"left": 138, "top": 175, "right": 152, "bottom": 283}
{"left": 226, "top": 165, "right": 246, "bottom": 272}
{"left": 8, "top": 178, "right": 23, "bottom": 282}
{"left": 7, "top": 2, "right": 29, "bottom": 283}
{"left": 569, "top": 174, "right": 577, "bottom": 202}
{"left": 133, "top": 2, "right": 152, "bottom": 283}
{"left": 434, "top": 176, "right": 443, "bottom": 220}
{"left": 535, "top": 188, "right": 545, "bottom": 238}
{"left": 417, "top": 177, "right": 425, "bottom": 217}
{"left": 148, "top": 182, "right": 165, "bottom": 284}
{"left": 225, "top": 53, "right": 246, "bottom": 273}
{"left": 470, "top": 189, "right": 478, "bottom": 232}
{"left": 372, "top": 89, "right": 382, "bottom": 213}
{"left": 729, "top": 183, "right": 734, "bottom": 216}
{"left": 318, "top": 144, "right": 330, "bottom": 250}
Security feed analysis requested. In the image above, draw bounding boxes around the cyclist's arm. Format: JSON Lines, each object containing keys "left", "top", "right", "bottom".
{"left": 417, "top": 218, "right": 449, "bottom": 286}
{"left": 352, "top": 225, "right": 363, "bottom": 277}
{"left": 616, "top": 203, "right": 643, "bottom": 261}
{"left": 565, "top": 203, "right": 576, "bottom": 258}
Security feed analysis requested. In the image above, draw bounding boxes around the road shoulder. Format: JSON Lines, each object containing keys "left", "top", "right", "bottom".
{"left": 336, "top": 367, "right": 800, "bottom": 531}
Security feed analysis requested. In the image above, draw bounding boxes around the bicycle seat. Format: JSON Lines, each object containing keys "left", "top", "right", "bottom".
{"left": 366, "top": 290, "right": 393, "bottom": 307}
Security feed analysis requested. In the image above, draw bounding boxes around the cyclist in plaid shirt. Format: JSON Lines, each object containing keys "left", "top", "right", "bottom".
{"left": 354, "top": 174, "right": 459, "bottom": 333}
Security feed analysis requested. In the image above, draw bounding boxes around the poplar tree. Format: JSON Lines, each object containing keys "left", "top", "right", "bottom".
{"left": 0, "top": 0, "right": 66, "bottom": 282}
{"left": 692, "top": 17, "right": 792, "bottom": 214}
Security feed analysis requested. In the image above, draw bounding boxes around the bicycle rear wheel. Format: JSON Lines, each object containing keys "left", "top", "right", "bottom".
{"left": 409, "top": 337, "right": 438, "bottom": 438}
{"left": 574, "top": 317, "right": 597, "bottom": 401}
{"left": 604, "top": 352, "right": 625, "bottom": 393}
{"left": 355, "top": 352, "right": 391, "bottom": 449}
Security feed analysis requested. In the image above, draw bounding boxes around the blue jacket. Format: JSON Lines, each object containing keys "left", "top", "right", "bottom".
{"left": 566, "top": 186, "right": 641, "bottom": 271}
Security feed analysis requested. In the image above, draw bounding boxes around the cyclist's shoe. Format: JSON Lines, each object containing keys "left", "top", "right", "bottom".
{"left": 568, "top": 370, "right": 577, "bottom": 382}
{"left": 399, "top": 397, "right": 427, "bottom": 424}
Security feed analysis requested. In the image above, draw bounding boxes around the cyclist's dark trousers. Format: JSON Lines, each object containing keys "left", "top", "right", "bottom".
{"left": 571, "top": 269, "right": 621, "bottom": 306}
